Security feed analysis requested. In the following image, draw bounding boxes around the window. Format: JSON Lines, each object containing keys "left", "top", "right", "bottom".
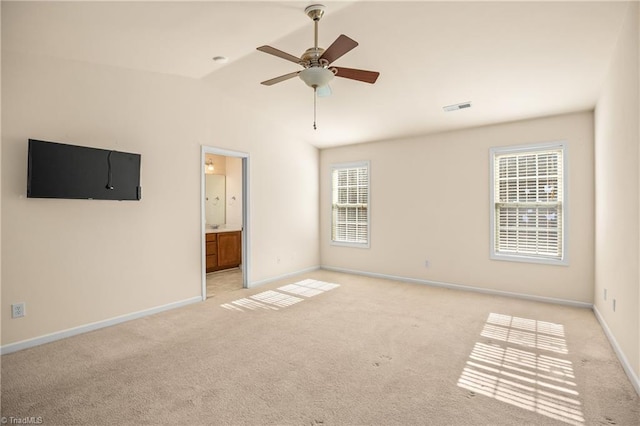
{"left": 490, "top": 142, "right": 566, "bottom": 265}
{"left": 331, "top": 162, "right": 369, "bottom": 247}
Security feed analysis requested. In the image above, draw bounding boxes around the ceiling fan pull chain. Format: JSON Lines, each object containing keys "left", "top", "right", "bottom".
{"left": 313, "top": 87, "right": 318, "bottom": 130}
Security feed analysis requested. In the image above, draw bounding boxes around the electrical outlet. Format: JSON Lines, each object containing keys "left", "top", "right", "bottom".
{"left": 11, "top": 303, "right": 25, "bottom": 319}
{"left": 424, "top": 260, "right": 430, "bottom": 268}
{"left": 613, "top": 299, "right": 616, "bottom": 312}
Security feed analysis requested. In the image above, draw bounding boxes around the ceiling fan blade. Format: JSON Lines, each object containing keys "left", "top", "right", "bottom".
{"left": 319, "top": 34, "right": 358, "bottom": 65}
{"left": 256, "top": 45, "right": 301, "bottom": 64}
{"left": 260, "top": 71, "right": 301, "bottom": 86}
{"left": 332, "top": 67, "right": 380, "bottom": 84}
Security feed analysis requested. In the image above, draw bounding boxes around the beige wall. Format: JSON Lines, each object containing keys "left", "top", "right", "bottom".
{"left": 594, "top": 2, "right": 640, "bottom": 381}
{"left": 198, "top": 75, "right": 320, "bottom": 285}
{"left": 1, "top": 50, "right": 319, "bottom": 346}
{"left": 321, "top": 112, "right": 594, "bottom": 303}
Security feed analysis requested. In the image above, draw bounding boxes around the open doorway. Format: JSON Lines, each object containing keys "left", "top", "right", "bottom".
{"left": 201, "top": 146, "right": 250, "bottom": 300}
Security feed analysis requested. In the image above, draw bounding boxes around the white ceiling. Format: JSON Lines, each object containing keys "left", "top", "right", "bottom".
{"left": 2, "top": 1, "right": 631, "bottom": 148}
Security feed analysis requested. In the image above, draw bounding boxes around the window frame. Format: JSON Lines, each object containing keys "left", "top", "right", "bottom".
{"left": 489, "top": 141, "right": 568, "bottom": 266}
{"left": 330, "top": 161, "right": 371, "bottom": 249}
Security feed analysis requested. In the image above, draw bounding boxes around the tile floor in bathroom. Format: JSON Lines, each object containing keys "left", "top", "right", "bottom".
{"left": 206, "top": 268, "right": 243, "bottom": 298}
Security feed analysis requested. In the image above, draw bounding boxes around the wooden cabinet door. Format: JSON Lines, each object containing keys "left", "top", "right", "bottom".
{"left": 206, "top": 254, "right": 217, "bottom": 271}
{"left": 205, "top": 233, "right": 218, "bottom": 272}
{"left": 217, "top": 231, "right": 241, "bottom": 268}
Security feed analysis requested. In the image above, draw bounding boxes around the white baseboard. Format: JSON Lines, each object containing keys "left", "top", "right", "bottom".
{"left": 0, "top": 296, "right": 202, "bottom": 355}
{"left": 1, "top": 265, "right": 318, "bottom": 355}
{"left": 321, "top": 266, "right": 593, "bottom": 309}
{"left": 249, "top": 265, "right": 321, "bottom": 288}
{"left": 593, "top": 305, "right": 640, "bottom": 396}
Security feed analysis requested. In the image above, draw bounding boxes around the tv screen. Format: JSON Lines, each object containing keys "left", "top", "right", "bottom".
{"left": 27, "top": 139, "right": 142, "bottom": 201}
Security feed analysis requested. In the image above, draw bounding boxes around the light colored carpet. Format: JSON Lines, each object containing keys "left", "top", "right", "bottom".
{"left": 1, "top": 270, "right": 638, "bottom": 425}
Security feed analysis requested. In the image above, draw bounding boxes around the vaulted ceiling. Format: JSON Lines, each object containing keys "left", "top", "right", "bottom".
{"left": 2, "top": 1, "right": 631, "bottom": 147}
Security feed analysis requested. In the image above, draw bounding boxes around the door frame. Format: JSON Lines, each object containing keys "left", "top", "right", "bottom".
{"left": 201, "top": 145, "right": 250, "bottom": 300}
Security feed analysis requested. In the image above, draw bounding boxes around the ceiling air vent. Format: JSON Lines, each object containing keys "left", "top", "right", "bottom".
{"left": 443, "top": 102, "right": 472, "bottom": 112}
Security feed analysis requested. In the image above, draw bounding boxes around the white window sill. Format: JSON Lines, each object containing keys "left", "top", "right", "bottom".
{"left": 331, "top": 241, "right": 370, "bottom": 249}
{"left": 490, "top": 252, "right": 568, "bottom": 266}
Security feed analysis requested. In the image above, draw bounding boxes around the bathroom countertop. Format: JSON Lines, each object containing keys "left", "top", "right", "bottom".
{"left": 205, "top": 225, "right": 243, "bottom": 234}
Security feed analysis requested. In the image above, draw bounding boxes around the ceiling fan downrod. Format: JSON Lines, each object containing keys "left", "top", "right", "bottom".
{"left": 306, "top": 5, "right": 325, "bottom": 130}
{"left": 304, "top": 4, "right": 325, "bottom": 130}
{"left": 305, "top": 4, "right": 325, "bottom": 66}
{"left": 305, "top": 3, "right": 326, "bottom": 42}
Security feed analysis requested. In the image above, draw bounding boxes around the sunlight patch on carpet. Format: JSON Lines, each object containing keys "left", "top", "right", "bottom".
{"left": 222, "top": 298, "right": 278, "bottom": 311}
{"left": 278, "top": 279, "right": 340, "bottom": 297}
{"left": 481, "top": 313, "right": 568, "bottom": 354}
{"left": 457, "top": 313, "right": 584, "bottom": 425}
{"left": 221, "top": 279, "right": 340, "bottom": 312}
{"left": 250, "top": 290, "right": 304, "bottom": 307}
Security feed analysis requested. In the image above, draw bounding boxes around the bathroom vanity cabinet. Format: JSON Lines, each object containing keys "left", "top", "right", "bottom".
{"left": 206, "top": 231, "right": 241, "bottom": 273}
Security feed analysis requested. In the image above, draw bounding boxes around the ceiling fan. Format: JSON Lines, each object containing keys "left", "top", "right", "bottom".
{"left": 257, "top": 4, "right": 380, "bottom": 129}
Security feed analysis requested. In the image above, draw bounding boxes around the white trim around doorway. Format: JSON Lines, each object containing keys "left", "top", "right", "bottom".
{"left": 201, "top": 146, "right": 250, "bottom": 300}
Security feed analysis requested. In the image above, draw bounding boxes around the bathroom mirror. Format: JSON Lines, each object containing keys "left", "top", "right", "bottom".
{"left": 205, "top": 174, "right": 225, "bottom": 226}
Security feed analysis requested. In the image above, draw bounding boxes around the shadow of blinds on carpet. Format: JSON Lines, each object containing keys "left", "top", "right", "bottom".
{"left": 457, "top": 313, "right": 584, "bottom": 425}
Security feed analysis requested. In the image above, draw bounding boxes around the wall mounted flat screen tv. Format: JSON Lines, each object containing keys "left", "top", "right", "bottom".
{"left": 27, "top": 139, "right": 142, "bottom": 201}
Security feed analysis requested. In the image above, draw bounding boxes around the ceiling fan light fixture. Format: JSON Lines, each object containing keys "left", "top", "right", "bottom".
{"left": 299, "top": 67, "right": 335, "bottom": 88}
{"left": 317, "top": 85, "right": 332, "bottom": 97}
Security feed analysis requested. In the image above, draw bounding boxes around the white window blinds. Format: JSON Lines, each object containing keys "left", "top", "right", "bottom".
{"left": 491, "top": 143, "right": 566, "bottom": 263}
{"left": 331, "top": 163, "right": 369, "bottom": 246}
